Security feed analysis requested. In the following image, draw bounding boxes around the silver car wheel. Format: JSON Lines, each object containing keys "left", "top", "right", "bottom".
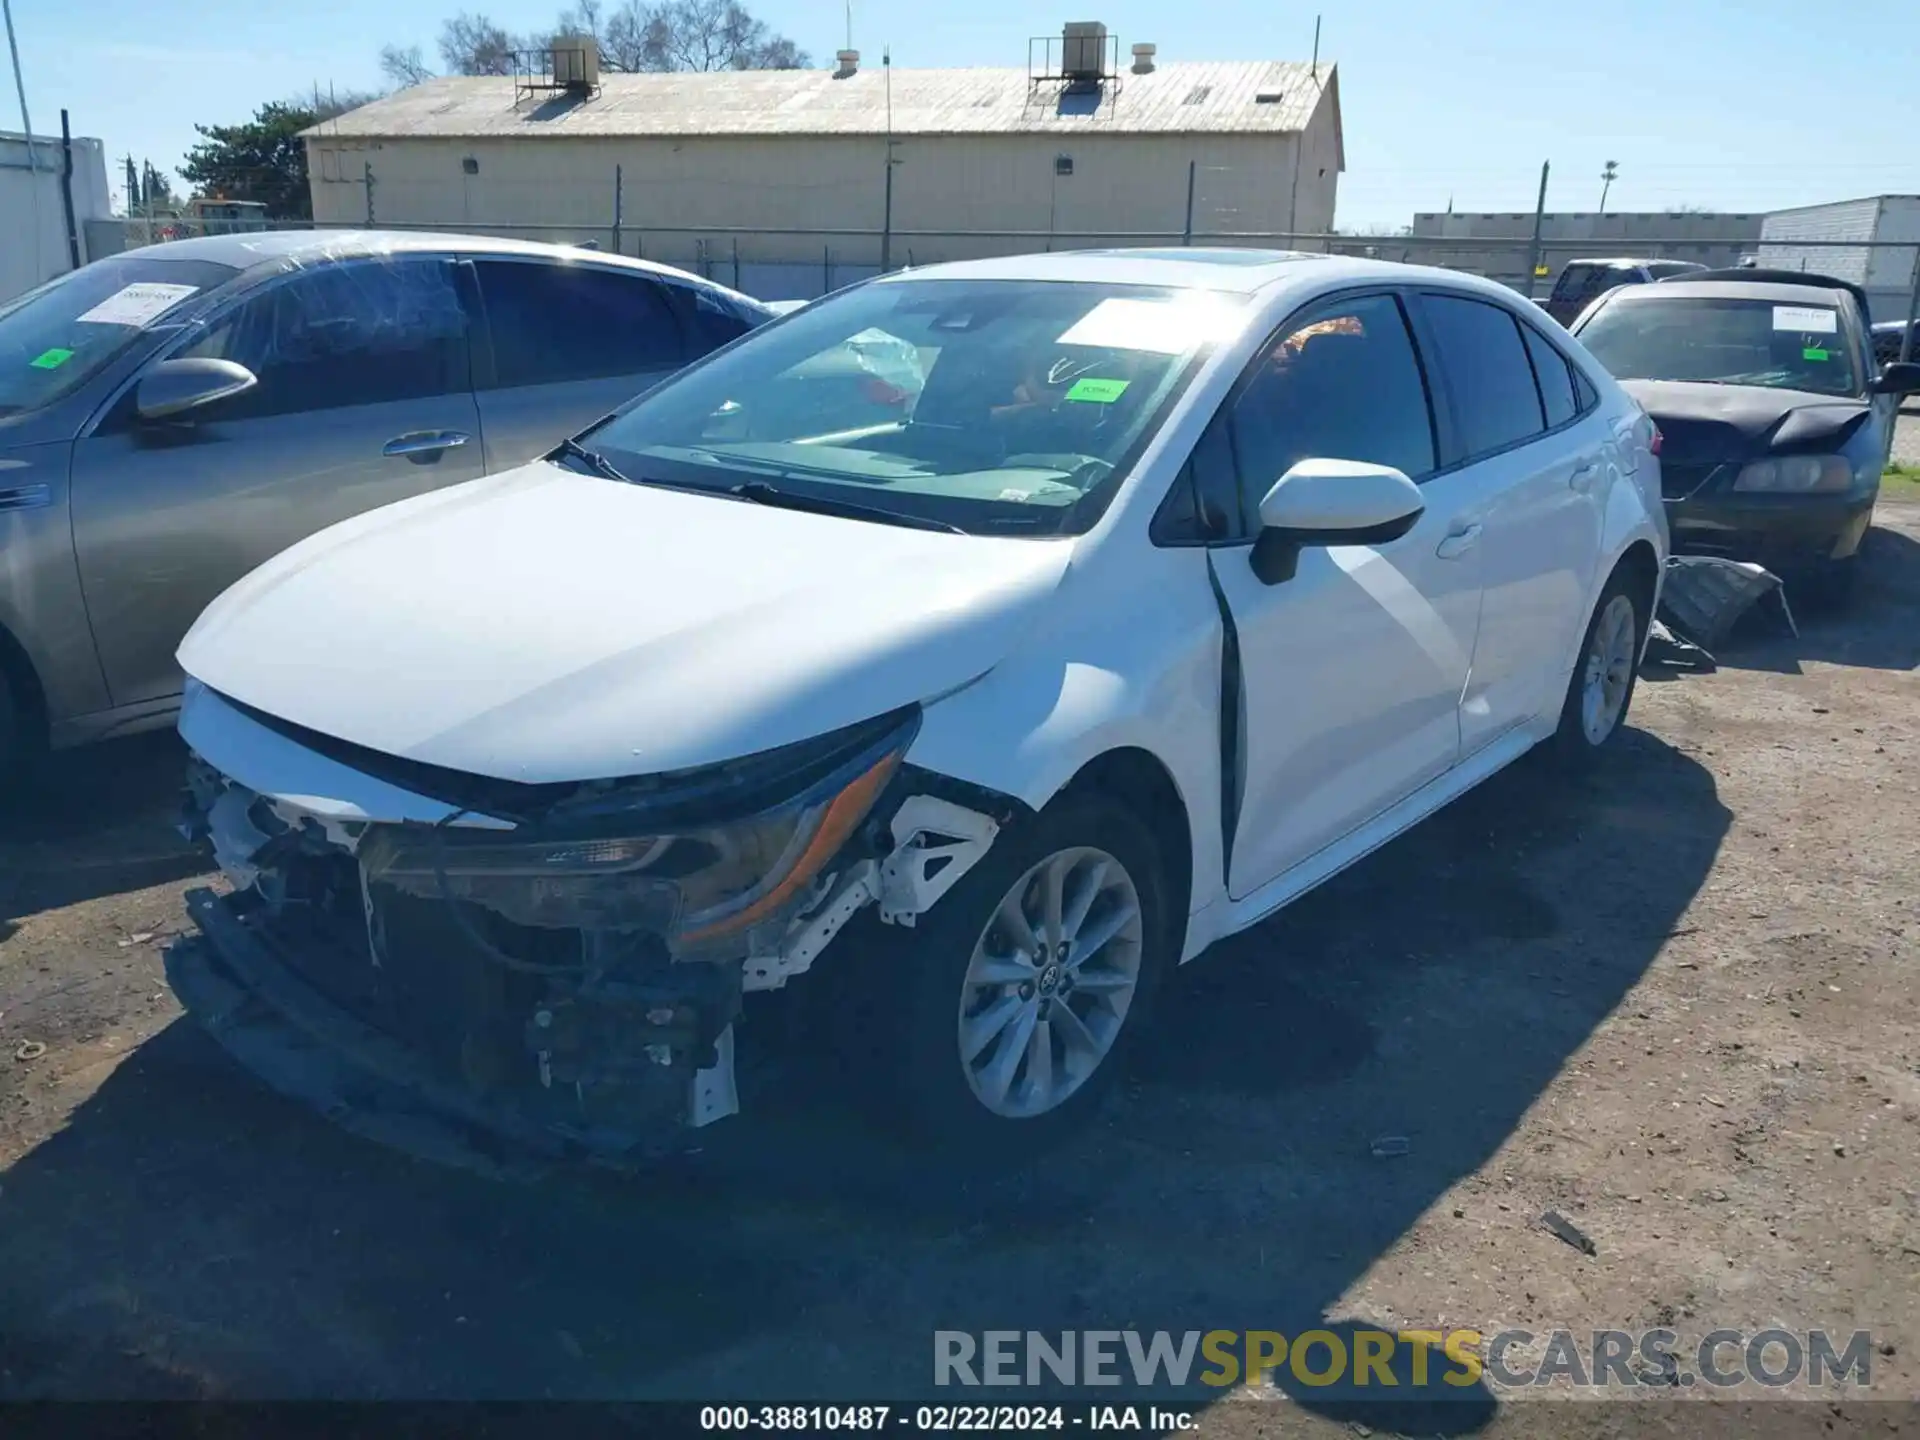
{"left": 1580, "top": 592, "right": 1639, "bottom": 746}
{"left": 957, "top": 846, "right": 1144, "bottom": 1119}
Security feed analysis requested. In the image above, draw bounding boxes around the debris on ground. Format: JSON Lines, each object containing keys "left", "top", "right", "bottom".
{"left": 1539, "top": 1209, "right": 1598, "bottom": 1255}
{"left": 1642, "top": 617, "right": 1717, "bottom": 672}
{"left": 116, "top": 932, "right": 157, "bottom": 948}
{"left": 12, "top": 1042, "right": 46, "bottom": 1064}
{"left": 1369, "top": 1135, "right": 1410, "bottom": 1158}
{"left": 1657, "top": 556, "right": 1797, "bottom": 652}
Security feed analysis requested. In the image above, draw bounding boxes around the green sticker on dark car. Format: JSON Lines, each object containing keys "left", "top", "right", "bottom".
{"left": 29, "top": 347, "right": 75, "bottom": 370}
{"left": 1803, "top": 347, "right": 1830, "bottom": 361}
{"left": 1065, "top": 376, "right": 1130, "bottom": 403}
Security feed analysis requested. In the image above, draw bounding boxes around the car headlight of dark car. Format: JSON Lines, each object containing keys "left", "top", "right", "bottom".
{"left": 1730, "top": 456, "right": 1854, "bottom": 494}
{"left": 358, "top": 708, "right": 917, "bottom": 955}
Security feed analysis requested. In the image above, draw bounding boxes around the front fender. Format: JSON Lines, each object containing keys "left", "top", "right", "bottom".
{"left": 904, "top": 543, "right": 1228, "bottom": 919}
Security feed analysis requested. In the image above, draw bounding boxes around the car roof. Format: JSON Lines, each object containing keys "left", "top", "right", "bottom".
{"left": 866, "top": 247, "right": 1530, "bottom": 303}
{"left": 126, "top": 228, "right": 762, "bottom": 303}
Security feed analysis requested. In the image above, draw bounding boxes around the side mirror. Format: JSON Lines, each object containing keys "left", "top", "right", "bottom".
{"left": 1251, "top": 458, "right": 1426, "bottom": 585}
{"left": 1872, "top": 360, "right": 1920, "bottom": 397}
{"left": 135, "top": 357, "right": 257, "bottom": 421}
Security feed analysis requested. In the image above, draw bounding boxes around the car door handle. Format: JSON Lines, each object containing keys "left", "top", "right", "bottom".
{"left": 383, "top": 430, "right": 470, "bottom": 457}
{"left": 1435, "top": 523, "right": 1482, "bottom": 560}
{"left": 1569, "top": 460, "right": 1602, "bottom": 490}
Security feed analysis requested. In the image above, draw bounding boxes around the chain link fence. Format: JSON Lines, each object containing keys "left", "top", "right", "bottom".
{"left": 81, "top": 182, "right": 1920, "bottom": 335}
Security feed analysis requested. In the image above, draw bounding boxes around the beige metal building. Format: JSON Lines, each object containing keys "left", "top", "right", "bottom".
{"left": 304, "top": 25, "right": 1343, "bottom": 298}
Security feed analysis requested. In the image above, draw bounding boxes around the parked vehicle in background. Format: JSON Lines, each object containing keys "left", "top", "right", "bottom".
{"left": 1574, "top": 268, "right": 1920, "bottom": 599}
{"left": 0, "top": 230, "right": 770, "bottom": 767}
{"left": 166, "top": 249, "right": 1666, "bottom": 1168}
{"left": 1540, "top": 258, "right": 1708, "bottom": 325}
{"left": 1872, "top": 317, "right": 1919, "bottom": 368}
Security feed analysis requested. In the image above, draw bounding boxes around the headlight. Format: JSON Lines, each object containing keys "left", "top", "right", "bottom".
{"left": 359, "top": 711, "right": 915, "bottom": 956}
{"left": 1731, "top": 456, "right": 1853, "bottom": 493}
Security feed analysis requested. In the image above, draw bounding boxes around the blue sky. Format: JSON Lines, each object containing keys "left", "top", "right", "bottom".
{"left": 7, "top": 0, "right": 1917, "bottom": 228}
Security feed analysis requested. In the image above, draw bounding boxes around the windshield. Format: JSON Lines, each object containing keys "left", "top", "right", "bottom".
{"left": 0, "top": 255, "right": 238, "bottom": 418}
{"left": 1577, "top": 295, "right": 1860, "bottom": 397}
{"left": 584, "top": 278, "right": 1247, "bottom": 536}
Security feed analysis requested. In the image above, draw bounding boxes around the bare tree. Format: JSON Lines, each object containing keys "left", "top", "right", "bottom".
{"left": 627, "top": 0, "right": 808, "bottom": 71}
{"left": 386, "top": 0, "right": 805, "bottom": 80}
{"left": 379, "top": 43, "right": 435, "bottom": 87}
{"left": 439, "top": 11, "right": 522, "bottom": 76}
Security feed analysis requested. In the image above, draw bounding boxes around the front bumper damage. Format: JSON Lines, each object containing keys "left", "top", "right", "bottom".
{"left": 168, "top": 696, "right": 1009, "bottom": 1174}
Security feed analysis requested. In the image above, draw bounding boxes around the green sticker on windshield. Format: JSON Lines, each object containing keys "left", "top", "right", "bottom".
{"left": 1065, "top": 376, "right": 1130, "bottom": 404}
{"left": 1803, "top": 347, "right": 1830, "bottom": 361}
{"left": 29, "top": 347, "right": 74, "bottom": 370}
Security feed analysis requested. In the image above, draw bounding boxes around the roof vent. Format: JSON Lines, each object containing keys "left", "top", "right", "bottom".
{"left": 834, "top": 48, "right": 859, "bottom": 77}
{"left": 551, "top": 34, "right": 600, "bottom": 91}
{"left": 1130, "top": 42, "right": 1156, "bottom": 74}
{"left": 1061, "top": 21, "right": 1109, "bottom": 82}
{"left": 1254, "top": 89, "right": 1284, "bottom": 104}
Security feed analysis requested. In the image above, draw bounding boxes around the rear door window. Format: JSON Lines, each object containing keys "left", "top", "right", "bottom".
{"left": 672, "top": 285, "right": 764, "bottom": 353}
{"left": 1553, "top": 264, "right": 1634, "bottom": 306}
{"left": 1420, "top": 294, "right": 1547, "bottom": 458}
{"left": 476, "top": 261, "right": 685, "bottom": 386}
{"left": 1520, "top": 324, "right": 1579, "bottom": 428}
{"left": 175, "top": 257, "right": 470, "bottom": 420}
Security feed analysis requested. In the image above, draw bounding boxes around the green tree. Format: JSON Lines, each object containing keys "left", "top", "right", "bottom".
{"left": 179, "top": 101, "right": 322, "bottom": 220}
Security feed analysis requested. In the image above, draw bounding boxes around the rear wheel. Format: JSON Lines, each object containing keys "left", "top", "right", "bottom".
{"left": 1552, "top": 571, "right": 1645, "bottom": 769}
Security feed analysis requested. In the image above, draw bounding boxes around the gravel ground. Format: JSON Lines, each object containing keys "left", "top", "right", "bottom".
{"left": 2, "top": 506, "right": 1917, "bottom": 1432}
{"left": 1892, "top": 407, "right": 1920, "bottom": 467}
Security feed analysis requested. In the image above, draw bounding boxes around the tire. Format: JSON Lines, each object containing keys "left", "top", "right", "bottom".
{"left": 878, "top": 791, "right": 1173, "bottom": 1157}
{"left": 1551, "top": 568, "right": 1646, "bottom": 770}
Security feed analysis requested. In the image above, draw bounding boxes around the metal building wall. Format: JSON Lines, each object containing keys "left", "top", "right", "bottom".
{"left": 306, "top": 109, "right": 1336, "bottom": 297}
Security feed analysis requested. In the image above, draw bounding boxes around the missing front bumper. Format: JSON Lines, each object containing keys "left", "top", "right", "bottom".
{"left": 169, "top": 886, "right": 738, "bottom": 1178}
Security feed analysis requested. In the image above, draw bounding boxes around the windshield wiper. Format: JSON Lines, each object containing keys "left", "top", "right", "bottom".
{"left": 729, "top": 479, "right": 966, "bottom": 535}
{"left": 550, "top": 435, "right": 631, "bottom": 484}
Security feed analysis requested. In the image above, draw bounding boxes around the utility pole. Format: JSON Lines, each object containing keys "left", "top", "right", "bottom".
{"left": 1524, "top": 161, "right": 1550, "bottom": 300}
{"left": 1598, "top": 160, "right": 1618, "bottom": 215}
{"left": 879, "top": 45, "right": 896, "bottom": 274}
{"left": 3, "top": 0, "right": 47, "bottom": 282}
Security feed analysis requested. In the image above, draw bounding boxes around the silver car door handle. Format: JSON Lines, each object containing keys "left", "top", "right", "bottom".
{"left": 1435, "top": 523, "right": 1482, "bottom": 560}
{"left": 383, "top": 430, "right": 470, "bottom": 457}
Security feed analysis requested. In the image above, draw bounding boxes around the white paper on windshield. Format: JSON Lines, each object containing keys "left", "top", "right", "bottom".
{"left": 1773, "top": 305, "right": 1837, "bottom": 334}
{"left": 1057, "top": 297, "right": 1242, "bottom": 355}
{"left": 74, "top": 282, "right": 201, "bottom": 327}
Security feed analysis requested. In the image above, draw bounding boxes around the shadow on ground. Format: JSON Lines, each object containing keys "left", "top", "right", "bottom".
{"left": 0, "top": 713, "right": 1729, "bottom": 1426}
{"left": 0, "top": 732, "right": 210, "bottom": 935}
{"left": 1710, "top": 520, "right": 1920, "bottom": 675}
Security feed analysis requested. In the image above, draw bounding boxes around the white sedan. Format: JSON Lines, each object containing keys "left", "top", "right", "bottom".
{"left": 167, "top": 249, "right": 1665, "bottom": 1166}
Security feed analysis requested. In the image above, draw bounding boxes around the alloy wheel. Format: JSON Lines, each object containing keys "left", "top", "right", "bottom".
{"left": 956, "top": 846, "right": 1145, "bottom": 1119}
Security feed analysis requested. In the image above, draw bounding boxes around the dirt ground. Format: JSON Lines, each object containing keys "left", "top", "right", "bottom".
{"left": 2, "top": 505, "right": 1917, "bottom": 1434}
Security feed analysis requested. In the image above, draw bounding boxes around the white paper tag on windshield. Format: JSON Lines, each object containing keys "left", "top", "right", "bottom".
{"left": 1057, "top": 298, "right": 1241, "bottom": 355}
{"left": 1772, "top": 305, "right": 1837, "bottom": 334}
{"left": 74, "top": 282, "right": 200, "bottom": 327}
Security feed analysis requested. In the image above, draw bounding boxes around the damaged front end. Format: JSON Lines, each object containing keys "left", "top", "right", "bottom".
{"left": 169, "top": 692, "right": 1005, "bottom": 1173}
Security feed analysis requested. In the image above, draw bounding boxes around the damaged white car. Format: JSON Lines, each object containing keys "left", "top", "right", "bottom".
{"left": 168, "top": 249, "right": 1666, "bottom": 1169}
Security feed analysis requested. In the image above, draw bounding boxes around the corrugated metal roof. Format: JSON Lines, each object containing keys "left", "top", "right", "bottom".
{"left": 302, "top": 61, "right": 1334, "bottom": 142}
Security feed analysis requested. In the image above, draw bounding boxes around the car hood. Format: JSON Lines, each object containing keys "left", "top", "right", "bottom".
{"left": 178, "top": 461, "right": 1076, "bottom": 783}
{"left": 1620, "top": 379, "right": 1870, "bottom": 463}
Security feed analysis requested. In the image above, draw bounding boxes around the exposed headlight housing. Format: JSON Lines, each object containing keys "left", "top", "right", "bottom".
{"left": 359, "top": 708, "right": 917, "bottom": 957}
{"left": 1731, "top": 456, "right": 1854, "bottom": 493}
